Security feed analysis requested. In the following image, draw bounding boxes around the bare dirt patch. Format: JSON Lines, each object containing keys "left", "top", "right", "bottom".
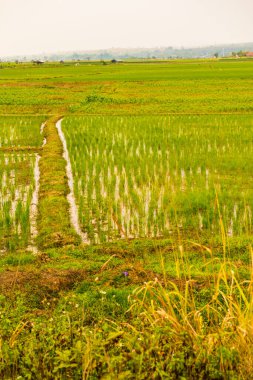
{"left": 0, "top": 268, "right": 87, "bottom": 295}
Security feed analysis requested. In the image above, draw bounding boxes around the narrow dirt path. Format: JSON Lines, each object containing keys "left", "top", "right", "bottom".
{"left": 37, "top": 116, "right": 81, "bottom": 249}
{"left": 56, "top": 119, "right": 90, "bottom": 244}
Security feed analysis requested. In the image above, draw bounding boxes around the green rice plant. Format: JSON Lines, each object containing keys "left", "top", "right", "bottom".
{"left": 0, "top": 152, "right": 36, "bottom": 251}
{"left": 0, "top": 117, "right": 44, "bottom": 251}
{"left": 1, "top": 60, "right": 253, "bottom": 116}
{"left": 0, "top": 116, "right": 44, "bottom": 148}
{"left": 62, "top": 115, "right": 253, "bottom": 244}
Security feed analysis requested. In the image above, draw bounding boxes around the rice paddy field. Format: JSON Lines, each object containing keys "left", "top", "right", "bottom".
{"left": 62, "top": 115, "right": 253, "bottom": 244}
{"left": 0, "top": 117, "right": 44, "bottom": 252}
{"left": 0, "top": 59, "right": 253, "bottom": 379}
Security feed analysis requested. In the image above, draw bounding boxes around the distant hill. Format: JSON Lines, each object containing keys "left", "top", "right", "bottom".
{"left": 2, "top": 42, "right": 253, "bottom": 61}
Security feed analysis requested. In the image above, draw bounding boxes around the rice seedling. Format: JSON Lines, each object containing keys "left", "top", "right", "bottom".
{"left": 0, "top": 117, "right": 44, "bottom": 251}
{"left": 0, "top": 116, "right": 44, "bottom": 148}
{"left": 62, "top": 115, "right": 253, "bottom": 244}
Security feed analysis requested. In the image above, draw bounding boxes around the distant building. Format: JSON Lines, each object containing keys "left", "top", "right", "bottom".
{"left": 245, "top": 52, "right": 253, "bottom": 57}
{"left": 33, "top": 60, "right": 44, "bottom": 65}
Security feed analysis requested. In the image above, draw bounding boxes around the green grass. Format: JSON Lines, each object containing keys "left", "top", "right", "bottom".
{"left": 37, "top": 116, "right": 80, "bottom": 249}
{"left": 0, "top": 240, "right": 252, "bottom": 378}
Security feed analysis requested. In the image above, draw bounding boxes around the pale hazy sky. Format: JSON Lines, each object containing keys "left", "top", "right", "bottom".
{"left": 1, "top": 0, "right": 253, "bottom": 56}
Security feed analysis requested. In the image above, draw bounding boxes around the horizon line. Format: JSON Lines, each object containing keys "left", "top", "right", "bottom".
{"left": 1, "top": 41, "right": 253, "bottom": 59}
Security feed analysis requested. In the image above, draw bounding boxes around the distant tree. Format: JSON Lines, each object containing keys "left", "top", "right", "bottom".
{"left": 111, "top": 59, "right": 117, "bottom": 63}
{"left": 238, "top": 50, "right": 246, "bottom": 57}
{"left": 214, "top": 52, "right": 219, "bottom": 58}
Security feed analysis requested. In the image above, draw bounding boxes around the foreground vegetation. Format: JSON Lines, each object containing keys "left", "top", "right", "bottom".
{"left": 0, "top": 238, "right": 252, "bottom": 379}
{"left": 0, "top": 59, "right": 253, "bottom": 378}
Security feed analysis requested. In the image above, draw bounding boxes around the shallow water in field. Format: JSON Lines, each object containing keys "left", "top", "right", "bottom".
{"left": 0, "top": 117, "right": 44, "bottom": 251}
{"left": 56, "top": 119, "right": 90, "bottom": 244}
{"left": 62, "top": 115, "right": 253, "bottom": 244}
